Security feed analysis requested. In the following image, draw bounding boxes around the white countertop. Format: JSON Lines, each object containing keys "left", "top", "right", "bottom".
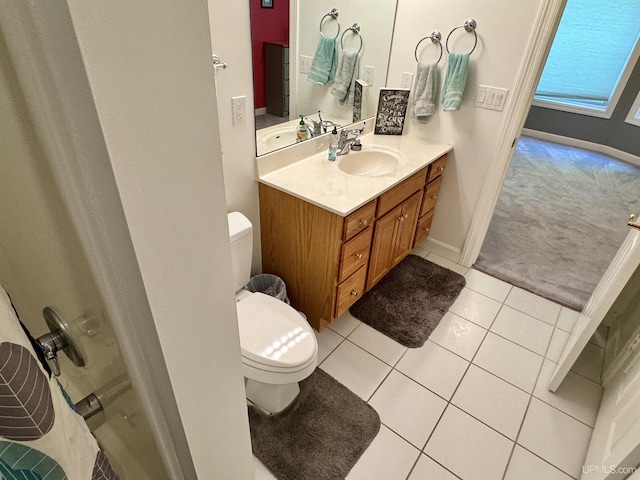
{"left": 258, "top": 133, "right": 453, "bottom": 216}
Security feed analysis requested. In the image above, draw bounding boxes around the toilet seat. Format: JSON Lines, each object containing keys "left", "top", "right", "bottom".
{"left": 236, "top": 292, "right": 317, "bottom": 374}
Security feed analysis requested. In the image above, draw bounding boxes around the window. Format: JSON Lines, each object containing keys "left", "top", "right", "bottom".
{"left": 533, "top": 0, "right": 640, "bottom": 118}
{"left": 626, "top": 90, "right": 640, "bottom": 127}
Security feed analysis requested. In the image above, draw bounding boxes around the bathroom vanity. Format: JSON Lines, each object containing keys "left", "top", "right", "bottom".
{"left": 258, "top": 132, "right": 452, "bottom": 331}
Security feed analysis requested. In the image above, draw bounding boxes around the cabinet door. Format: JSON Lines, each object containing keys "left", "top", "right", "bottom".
{"left": 366, "top": 191, "right": 422, "bottom": 291}
{"left": 366, "top": 203, "right": 401, "bottom": 290}
{"left": 392, "top": 191, "right": 422, "bottom": 265}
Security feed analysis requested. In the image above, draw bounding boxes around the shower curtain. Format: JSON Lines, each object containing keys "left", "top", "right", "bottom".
{"left": 0, "top": 284, "right": 119, "bottom": 480}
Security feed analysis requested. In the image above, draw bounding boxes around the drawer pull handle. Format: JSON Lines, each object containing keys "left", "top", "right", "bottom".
{"left": 350, "top": 290, "right": 359, "bottom": 297}
{"left": 431, "top": 194, "right": 438, "bottom": 200}
{"left": 398, "top": 212, "right": 409, "bottom": 221}
{"left": 359, "top": 219, "right": 369, "bottom": 226}
{"left": 438, "top": 166, "right": 445, "bottom": 171}
{"left": 354, "top": 253, "right": 363, "bottom": 260}
{"left": 424, "top": 227, "right": 430, "bottom": 233}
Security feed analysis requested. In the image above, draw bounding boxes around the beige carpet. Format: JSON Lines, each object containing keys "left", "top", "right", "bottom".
{"left": 475, "top": 136, "right": 640, "bottom": 311}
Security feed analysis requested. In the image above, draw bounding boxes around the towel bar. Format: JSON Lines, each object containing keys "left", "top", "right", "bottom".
{"left": 446, "top": 18, "right": 478, "bottom": 55}
{"left": 414, "top": 31, "right": 443, "bottom": 64}
{"left": 341, "top": 23, "right": 363, "bottom": 55}
{"left": 320, "top": 8, "right": 340, "bottom": 39}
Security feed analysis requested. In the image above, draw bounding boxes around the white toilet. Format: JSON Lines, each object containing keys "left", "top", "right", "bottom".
{"left": 228, "top": 212, "right": 318, "bottom": 414}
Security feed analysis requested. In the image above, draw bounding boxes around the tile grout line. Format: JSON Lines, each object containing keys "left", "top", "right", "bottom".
{"left": 500, "top": 306, "right": 582, "bottom": 480}
{"left": 499, "top": 304, "right": 562, "bottom": 480}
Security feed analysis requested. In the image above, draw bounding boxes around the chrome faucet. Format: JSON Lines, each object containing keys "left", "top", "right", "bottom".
{"left": 303, "top": 116, "right": 321, "bottom": 137}
{"left": 304, "top": 111, "right": 329, "bottom": 137}
{"left": 337, "top": 125, "right": 365, "bottom": 155}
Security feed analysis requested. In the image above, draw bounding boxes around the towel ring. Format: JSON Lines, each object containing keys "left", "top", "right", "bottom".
{"left": 414, "top": 31, "right": 443, "bottom": 64}
{"left": 341, "top": 23, "right": 363, "bottom": 55}
{"left": 320, "top": 8, "right": 340, "bottom": 39}
{"left": 445, "top": 18, "right": 478, "bottom": 55}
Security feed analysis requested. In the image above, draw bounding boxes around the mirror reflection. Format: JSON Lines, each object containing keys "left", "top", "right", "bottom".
{"left": 250, "top": 0, "right": 399, "bottom": 156}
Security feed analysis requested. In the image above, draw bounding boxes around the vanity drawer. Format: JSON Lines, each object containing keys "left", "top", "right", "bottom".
{"left": 420, "top": 175, "right": 443, "bottom": 217}
{"left": 338, "top": 228, "right": 372, "bottom": 283}
{"left": 427, "top": 154, "right": 448, "bottom": 183}
{"left": 377, "top": 167, "right": 428, "bottom": 217}
{"left": 414, "top": 209, "right": 435, "bottom": 246}
{"left": 335, "top": 266, "right": 367, "bottom": 317}
{"left": 343, "top": 200, "right": 376, "bottom": 240}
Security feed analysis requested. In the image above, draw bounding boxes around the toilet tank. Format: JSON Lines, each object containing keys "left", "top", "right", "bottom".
{"left": 227, "top": 212, "right": 253, "bottom": 293}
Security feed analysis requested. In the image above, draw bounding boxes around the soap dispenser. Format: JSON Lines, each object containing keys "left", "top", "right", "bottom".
{"left": 296, "top": 115, "right": 309, "bottom": 143}
{"left": 328, "top": 126, "right": 338, "bottom": 161}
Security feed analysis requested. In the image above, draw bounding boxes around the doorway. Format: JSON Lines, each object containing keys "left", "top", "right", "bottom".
{"left": 472, "top": 0, "right": 640, "bottom": 312}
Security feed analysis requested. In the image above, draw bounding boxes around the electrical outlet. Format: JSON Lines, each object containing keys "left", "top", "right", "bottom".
{"left": 300, "top": 55, "right": 313, "bottom": 74}
{"left": 363, "top": 66, "right": 375, "bottom": 86}
{"left": 231, "top": 96, "right": 246, "bottom": 126}
{"left": 400, "top": 72, "right": 414, "bottom": 89}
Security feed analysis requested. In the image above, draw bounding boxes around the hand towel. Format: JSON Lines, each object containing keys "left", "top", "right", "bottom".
{"left": 307, "top": 36, "right": 338, "bottom": 85}
{"left": 330, "top": 50, "right": 360, "bottom": 105}
{"left": 411, "top": 61, "right": 438, "bottom": 119}
{"left": 441, "top": 52, "right": 470, "bottom": 111}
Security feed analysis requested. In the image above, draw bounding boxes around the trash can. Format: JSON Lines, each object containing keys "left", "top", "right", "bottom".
{"left": 244, "top": 273, "right": 290, "bottom": 304}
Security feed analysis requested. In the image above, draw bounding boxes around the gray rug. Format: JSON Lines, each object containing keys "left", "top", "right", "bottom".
{"left": 475, "top": 136, "right": 640, "bottom": 311}
{"left": 350, "top": 255, "right": 466, "bottom": 348}
{"left": 248, "top": 368, "right": 380, "bottom": 480}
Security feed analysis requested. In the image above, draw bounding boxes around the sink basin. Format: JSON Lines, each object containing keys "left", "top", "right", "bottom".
{"left": 256, "top": 126, "right": 297, "bottom": 155}
{"left": 338, "top": 147, "right": 401, "bottom": 177}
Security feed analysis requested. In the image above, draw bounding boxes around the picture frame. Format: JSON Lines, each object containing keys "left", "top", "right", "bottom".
{"left": 374, "top": 88, "right": 410, "bottom": 135}
{"left": 261, "top": 0, "right": 273, "bottom": 8}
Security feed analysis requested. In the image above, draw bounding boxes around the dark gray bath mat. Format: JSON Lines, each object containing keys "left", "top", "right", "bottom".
{"left": 350, "top": 254, "right": 466, "bottom": 348}
{"left": 248, "top": 368, "right": 380, "bottom": 480}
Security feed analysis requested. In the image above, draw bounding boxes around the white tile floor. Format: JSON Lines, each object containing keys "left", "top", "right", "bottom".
{"left": 253, "top": 250, "right": 605, "bottom": 480}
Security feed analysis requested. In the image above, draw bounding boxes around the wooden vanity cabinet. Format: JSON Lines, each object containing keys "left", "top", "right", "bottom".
{"left": 414, "top": 154, "right": 447, "bottom": 247}
{"left": 258, "top": 153, "right": 448, "bottom": 331}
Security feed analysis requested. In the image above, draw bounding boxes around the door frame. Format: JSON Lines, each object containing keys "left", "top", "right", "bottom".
{"left": 459, "top": 0, "right": 567, "bottom": 267}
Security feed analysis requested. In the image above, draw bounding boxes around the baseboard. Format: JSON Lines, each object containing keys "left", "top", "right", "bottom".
{"left": 255, "top": 107, "right": 266, "bottom": 116}
{"left": 522, "top": 128, "right": 640, "bottom": 168}
{"left": 418, "top": 237, "right": 462, "bottom": 264}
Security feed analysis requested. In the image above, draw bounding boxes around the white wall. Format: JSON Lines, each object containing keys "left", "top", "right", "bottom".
{"left": 293, "top": 0, "right": 397, "bottom": 122}
{"left": 207, "top": 0, "right": 263, "bottom": 275}
{"left": 64, "top": 1, "right": 255, "bottom": 478}
{"left": 0, "top": 3, "right": 174, "bottom": 477}
{"left": 388, "top": 0, "right": 544, "bottom": 260}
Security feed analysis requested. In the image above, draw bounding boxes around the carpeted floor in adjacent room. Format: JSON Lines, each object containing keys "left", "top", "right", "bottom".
{"left": 475, "top": 135, "right": 640, "bottom": 311}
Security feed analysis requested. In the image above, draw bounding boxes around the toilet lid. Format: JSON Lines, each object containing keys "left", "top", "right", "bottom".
{"left": 236, "top": 292, "right": 317, "bottom": 369}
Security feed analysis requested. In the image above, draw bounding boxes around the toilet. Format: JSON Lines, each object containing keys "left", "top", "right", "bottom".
{"left": 228, "top": 212, "right": 318, "bottom": 414}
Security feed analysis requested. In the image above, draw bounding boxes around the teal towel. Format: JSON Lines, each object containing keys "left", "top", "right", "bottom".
{"left": 307, "top": 36, "right": 338, "bottom": 85}
{"left": 441, "top": 53, "right": 470, "bottom": 111}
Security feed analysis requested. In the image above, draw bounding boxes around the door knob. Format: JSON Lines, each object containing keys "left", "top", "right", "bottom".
{"left": 37, "top": 307, "right": 85, "bottom": 376}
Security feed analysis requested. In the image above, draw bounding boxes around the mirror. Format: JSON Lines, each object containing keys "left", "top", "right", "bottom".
{"left": 250, "top": 0, "right": 399, "bottom": 156}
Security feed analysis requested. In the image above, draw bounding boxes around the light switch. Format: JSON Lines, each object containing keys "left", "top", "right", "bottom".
{"left": 474, "top": 85, "right": 509, "bottom": 111}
